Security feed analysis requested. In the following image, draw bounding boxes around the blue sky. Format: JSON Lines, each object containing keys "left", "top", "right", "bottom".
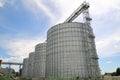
{"left": 0, "top": 0, "right": 120, "bottom": 74}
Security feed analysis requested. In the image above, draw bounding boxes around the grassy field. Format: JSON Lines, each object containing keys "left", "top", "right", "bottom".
{"left": 19, "top": 78, "right": 32, "bottom": 80}
{"left": 0, "top": 76, "right": 15, "bottom": 80}
{"left": 0, "top": 76, "right": 32, "bottom": 80}
{"left": 45, "top": 77, "right": 101, "bottom": 80}
{"left": 0, "top": 76, "right": 102, "bottom": 80}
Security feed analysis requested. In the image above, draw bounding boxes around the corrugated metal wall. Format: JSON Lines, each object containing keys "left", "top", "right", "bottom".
{"left": 34, "top": 43, "right": 46, "bottom": 78}
{"left": 46, "top": 22, "right": 100, "bottom": 78}
{"left": 28, "top": 52, "right": 35, "bottom": 78}
{"left": 22, "top": 58, "right": 29, "bottom": 77}
{"left": 22, "top": 22, "right": 100, "bottom": 79}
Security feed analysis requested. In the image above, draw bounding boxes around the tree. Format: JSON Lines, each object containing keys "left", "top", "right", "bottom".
{"left": 15, "top": 72, "right": 19, "bottom": 76}
{"left": 12, "top": 69, "right": 15, "bottom": 74}
{"left": 116, "top": 67, "right": 120, "bottom": 76}
{"left": 19, "top": 68, "right": 22, "bottom": 76}
{"left": 111, "top": 72, "right": 116, "bottom": 76}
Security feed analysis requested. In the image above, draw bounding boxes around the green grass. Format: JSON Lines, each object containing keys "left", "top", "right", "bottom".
{"left": 0, "top": 76, "right": 32, "bottom": 80}
{"left": 0, "top": 76, "right": 101, "bottom": 80}
{"left": 19, "top": 78, "right": 32, "bottom": 80}
{"left": 46, "top": 77, "right": 101, "bottom": 80}
{"left": 0, "top": 76, "right": 15, "bottom": 80}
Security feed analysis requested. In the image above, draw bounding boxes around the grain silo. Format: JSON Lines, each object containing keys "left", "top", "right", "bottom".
{"left": 22, "top": 58, "right": 29, "bottom": 78}
{"left": 28, "top": 52, "right": 35, "bottom": 78}
{"left": 46, "top": 22, "right": 100, "bottom": 78}
{"left": 34, "top": 43, "right": 46, "bottom": 78}
{"left": 46, "top": 1, "right": 100, "bottom": 78}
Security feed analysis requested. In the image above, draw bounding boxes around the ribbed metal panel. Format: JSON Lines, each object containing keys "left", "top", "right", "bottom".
{"left": 28, "top": 52, "right": 35, "bottom": 78}
{"left": 34, "top": 43, "right": 46, "bottom": 78}
{"left": 22, "top": 58, "right": 29, "bottom": 78}
{"left": 46, "top": 22, "right": 100, "bottom": 78}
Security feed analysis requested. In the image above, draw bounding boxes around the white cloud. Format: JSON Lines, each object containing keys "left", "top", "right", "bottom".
{"left": 0, "top": 57, "right": 23, "bottom": 71}
{"left": 21, "top": 0, "right": 120, "bottom": 25}
{"left": 21, "top": 0, "right": 85, "bottom": 25}
{"left": 0, "top": 37, "right": 45, "bottom": 58}
{"left": 0, "top": 36, "right": 45, "bottom": 71}
{"left": 34, "top": 0, "right": 55, "bottom": 21}
{"left": 0, "top": 57, "right": 23, "bottom": 63}
{"left": 21, "top": 0, "right": 56, "bottom": 24}
{"left": 96, "top": 29, "right": 120, "bottom": 57}
{"left": 106, "top": 61, "right": 112, "bottom": 64}
{"left": 50, "top": 0, "right": 85, "bottom": 24}
{"left": 88, "top": 0, "right": 120, "bottom": 16}
{"left": 0, "top": 0, "right": 15, "bottom": 7}
{"left": 0, "top": 0, "right": 4, "bottom": 7}
{"left": 48, "top": 0, "right": 120, "bottom": 23}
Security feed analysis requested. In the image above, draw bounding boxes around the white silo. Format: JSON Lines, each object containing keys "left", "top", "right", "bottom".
{"left": 22, "top": 58, "right": 29, "bottom": 78}
{"left": 46, "top": 22, "right": 100, "bottom": 78}
{"left": 28, "top": 52, "right": 35, "bottom": 78}
{"left": 34, "top": 43, "right": 46, "bottom": 78}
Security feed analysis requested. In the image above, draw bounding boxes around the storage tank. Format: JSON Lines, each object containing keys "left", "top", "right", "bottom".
{"left": 46, "top": 22, "right": 100, "bottom": 78}
{"left": 34, "top": 43, "right": 46, "bottom": 78}
{"left": 22, "top": 58, "right": 29, "bottom": 78}
{"left": 28, "top": 52, "right": 35, "bottom": 78}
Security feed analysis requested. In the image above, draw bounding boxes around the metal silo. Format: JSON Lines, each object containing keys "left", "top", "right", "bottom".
{"left": 46, "top": 22, "right": 100, "bottom": 78}
{"left": 34, "top": 43, "right": 46, "bottom": 78}
{"left": 22, "top": 58, "right": 29, "bottom": 78}
{"left": 28, "top": 52, "right": 35, "bottom": 78}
